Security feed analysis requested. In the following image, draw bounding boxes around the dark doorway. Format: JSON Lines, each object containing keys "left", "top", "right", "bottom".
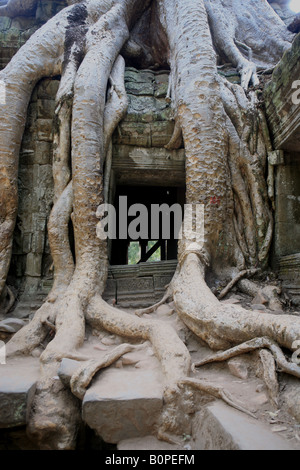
{"left": 110, "top": 185, "right": 185, "bottom": 265}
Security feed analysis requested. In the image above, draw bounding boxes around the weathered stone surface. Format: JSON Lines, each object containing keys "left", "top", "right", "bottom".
{"left": 104, "top": 261, "right": 177, "bottom": 308}
{"left": 251, "top": 304, "right": 267, "bottom": 311}
{"left": 0, "top": 358, "right": 40, "bottom": 428}
{"left": 252, "top": 291, "right": 268, "bottom": 305}
{"left": 57, "top": 358, "right": 81, "bottom": 388}
{"left": 82, "top": 368, "right": 164, "bottom": 444}
{"left": 264, "top": 34, "right": 300, "bottom": 151}
{"left": 192, "top": 401, "right": 296, "bottom": 450}
{"left": 228, "top": 357, "right": 249, "bottom": 380}
{"left": 156, "top": 304, "right": 173, "bottom": 316}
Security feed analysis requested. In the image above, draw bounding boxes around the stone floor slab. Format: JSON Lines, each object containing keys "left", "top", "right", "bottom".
{"left": 82, "top": 367, "right": 164, "bottom": 444}
{"left": 0, "top": 357, "right": 40, "bottom": 428}
{"left": 192, "top": 401, "right": 297, "bottom": 450}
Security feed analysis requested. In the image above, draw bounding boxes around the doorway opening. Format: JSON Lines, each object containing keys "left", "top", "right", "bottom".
{"left": 110, "top": 185, "right": 185, "bottom": 266}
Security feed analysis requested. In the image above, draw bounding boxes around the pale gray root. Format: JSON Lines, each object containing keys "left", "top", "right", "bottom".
{"left": 70, "top": 343, "right": 139, "bottom": 399}
{"left": 27, "top": 358, "right": 82, "bottom": 450}
{"left": 52, "top": 100, "right": 72, "bottom": 202}
{"left": 218, "top": 268, "right": 260, "bottom": 300}
{"left": 47, "top": 182, "right": 74, "bottom": 302}
{"left": 259, "top": 349, "right": 279, "bottom": 408}
{"left": 219, "top": 77, "right": 273, "bottom": 266}
{"left": 23, "top": 0, "right": 151, "bottom": 450}
{"left": 103, "top": 55, "right": 128, "bottom": 201}
{"left": 259, "top": 109, "right": 276, "bottom": 210}
{"left": 104, "top": 141, "right": 113, "bottom": 202}
{"left": 6, "top": 181, "right": 75, "bottom": 355}
{"left": 86, "top": 295, "right": 191, "bottom": 436}
{"left": 192, "top": 336, "right": 300, "bottom": 380}
{"left": 26, "top": 289, "right": 85, "bottom": 449}
{"left": 87, "top": 295, "right": 191, "bottom": 388}
{"left": 103, "top": 55, "right": 128, "bottom": 155}
{"left": 52, "top": 41, "right": 82, "bottom": 201}
{"left": 173, "top": 250, "right": 300, "bottom": 357}
{"left": 204, "top": 0, "right": 293, "bottom": 89}
{"left": 165, "top": 118, "right": 183, "bottom": 150}
{"left": 6, "top": 300, "right": 57, "bottom": 357}
{"left": 180, "top": 377, "right": 257, "bottom": 419}
{"left": 0, "top": 0, "right": 93, "bottom": 300}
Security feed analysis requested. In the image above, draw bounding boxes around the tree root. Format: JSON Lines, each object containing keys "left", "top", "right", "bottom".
{"left": 87, "top": 294, "right": 191, "bottom": 386}
{"left": 193, "top": 337, "right": 300, "bottom": 379}
{"left": 259, "top": 349, "right": 279, "bottom": 408}
{"left": 218, "top": 268, "right": 260, "bottom": 300}
{"left": 180, "top": 377, "right": 257, "bottom": 419}
{"left": 135, "top": 286, "right": 172, "bottom": 317}
{"left": 70, "top": 343, "right": 140, "bottom": 399}
{"left": 165, "top": 118, "right": 183, "bottom": 150}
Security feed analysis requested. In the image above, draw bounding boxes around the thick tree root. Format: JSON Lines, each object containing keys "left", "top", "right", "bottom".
{"left": 180, "top": 377, "right": 257, "bottom": 419}
{"left": 6, "top": 301, "right": 57, "bottom": 357}
{"left": 27, "top": 362, "right": 82, "bottom": 450}
{"left": 193, "top": 337, "right": 300, "bottom": 379}
{"left": 87, "top": 295, "right": 191, "bottom": 386}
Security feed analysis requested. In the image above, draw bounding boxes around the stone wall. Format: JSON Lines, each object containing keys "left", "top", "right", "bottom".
{"left": 264, "top": 33, "right": 300, "bottom": 152}
{"left": 1, "top": 1, "right": 299, "bottom": 310}
{"left": 0, "top": 0, "right": 67, "bottom": 69}
{"left": 264, "top": 31, "right": 300, "bottom": 304}
{"left": 9, "top": 79, "right": 59, "bottom": 298}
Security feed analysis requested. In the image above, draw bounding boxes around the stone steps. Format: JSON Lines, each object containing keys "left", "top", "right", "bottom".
{"left": 82, "top": 367, "right": 164, "bottom": 444}
{"left": 0, "top": 357, "right": 40, "bottom": 428}
{"left": 192, "top": 401, "right": 297, "bottom": 450}
{"left": 0, "top": 355, "right": 299, "bottom": 450}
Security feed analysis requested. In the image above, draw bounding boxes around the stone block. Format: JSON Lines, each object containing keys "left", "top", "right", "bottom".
{"left": 126, "top": 81, "right": 154, "bottom": 96}
{"left": 37, "top": 98, "right": 56, "bottom": 119}
{"left": 25, "top": 253, "right": 42, "bottom": 277}
{"left": 36, "top": 118, "right": 53, "bottom": 141}
{"left": 192, "top": 401, "right": 295, "bottom": 450}
{"left": 0, "top": 318, "right": 26, "bottom": 334}
{"left": 82, "top": 368, "right": 163, "bottom": 443}
{"left": 37, "top": 79, "right": 59, "bottom": 100}
{"left": 228, "top": 357, "right": 249, "bottom": 380}
{"left": 115, "top": 121, "right": 151, "bottom": 147}
{"left": 58, "top": 358, "right": 81, "bottom": 388}
{"left": 34, "top": 141, "right": 52, "bottom": 165}
{"left": 31, "top": 231, "right": 46, "bottom": 255}
{"left": 0, "top": 358, "right": 39, "bottom": 428}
